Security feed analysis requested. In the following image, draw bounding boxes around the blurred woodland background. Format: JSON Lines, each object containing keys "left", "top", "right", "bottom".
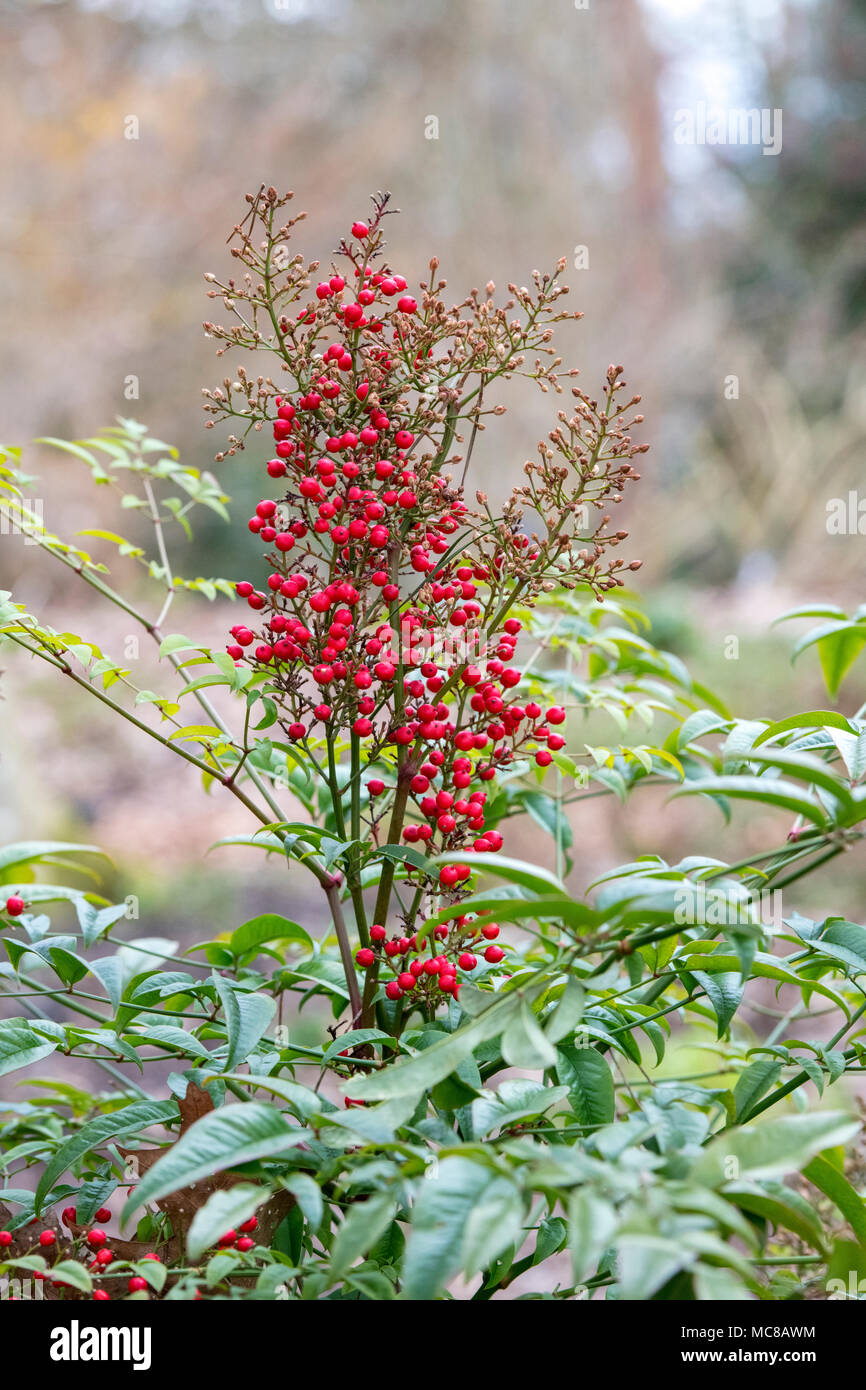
{"left": 1, "top": 0, "right": 865, "bottom": 963}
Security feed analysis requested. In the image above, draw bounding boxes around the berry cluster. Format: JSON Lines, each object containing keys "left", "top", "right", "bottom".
{"left": 202, "top": 189, "right": 644, "bottom": 1013}
{"left": 0, "top": 1204, "right": 262, "bottom": 1300}
{"left": 217, "top": 1216, "right": 258, "bottom": 1253}
{"left": 355, "top": 916, "right": 503, "bottom": 1003}
{"left": 216, "top": 205, "right": 596, "bottom": 893}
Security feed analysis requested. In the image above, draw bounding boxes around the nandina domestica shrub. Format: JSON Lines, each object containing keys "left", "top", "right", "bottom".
{"left": 1, "top": 188, "right": 865, "bottom": 1303}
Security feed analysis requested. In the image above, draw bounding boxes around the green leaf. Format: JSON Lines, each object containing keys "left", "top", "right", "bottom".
{"left": 691, "top": 971, "right": 744, "bottom": 1038}
{"left": 186, "top": 1183, "right": 272, "bottom": 1262}
{"left": 725, "top": 1182, "right": 828, "bottom": 1251}
{"left": 534, "top": 1215, "right": 567, "bottom": 1265}
{"left": 36, "top": 1100, "right": 178, "bottom": 1212}
{"left": 569, "top": 1187, "right": 617, "bottom": 1283}
{"left": 168, "top": 724, "right": 223, "bottom": 744}
{"left": 158, "top": 633, "right": 203, "bottom": 657}
{"left": 694, "top": 1264, "right": 753, "bottom": 1301}
{"left": 329, "top": 1193, "right": 398, "bottom": 1281}
{"left": 692, "top": 1111, "right": 860, "bottom": 1187}
{"left": 752, "top": 711, "right": 858, "bottom": 747}
{"left": 733, "top": 1059, "right": 782, "bottom": 1121}
{"left": 49, "top": 1259, "right": 93, "bottom": 1294}
{"left": 129, "top": 1024, "right": 213, "bottom": 1061}
{"left": 401, "top": 1157, "right": 493, "bottom": 1300}
{"left": 212, "top": 977, "right": 275, "bottom": 1073}
{"left": 774, "top": 603, "right": 848, "bottom": 625}
{"left": 671, "top": 776, "right": 829, "bottom": 826}
{"left": 675, "top": 710, "right": 731, "bottom": 752}
{"left": 814, "top": 920, "right": 866, "bottom": 978}
{"left": 229, "top": 914, "right": 312, "bottom": 958}
{"left": 344, "top": 993, "right": 521, "bottom": 1103}
{"left": 282, "top": 1173, "right": 323, "bottom": 1231}
{"left": 216, "top": 1073, "right": 324, "bottom": 1122}
{"left": 803, "top": 1154, "right": 866, "bottom": 1245}
{"left": 434, "top": 852, "right": 568, "bottom": 897}
{"left": 0, "top": 841, "right": 107, "bottom": 873}
{"left": 555, "top": 1046, "right": 615, "bottom": 1127}
{"left": 544, "top": 975, "right": 586, "bottom": 1043}
{"left": 679, "top": 951, "right": 849, "bottom": 1014}
{"left": 829, "top": 728, "right": 866, "bottom": 781}
{"left": 77, "top": 901, "right": 128, "bottom": 947}
{"left": 0, "top": 1020, "right": 57, "bottom": 1077}
{"left": 321, "top": 1094, "right": 419, "bottom": 1146}
{"left": 819, "top": 629, "right": 866, "bottom": 698}
{"left": 321, "top": 1029, "right": 395, "bottom": 1063}
{"left": 460, "top": 1181, "right": 524, "bottom": 1278}
{"left": 615, "top": 1234, "right": 691, "bottom": 1300}
{"left": 121, "top": 1103, "right": 306, "bottom": 1222}
{"left": 502, "top": 1002, "right": 557, "bottom": 1070}
{"left": 470, "top": 1080, "right": 570, "bottom": 1138}
{"left": 421, "top": 893, "right": 597, "bottom": 941}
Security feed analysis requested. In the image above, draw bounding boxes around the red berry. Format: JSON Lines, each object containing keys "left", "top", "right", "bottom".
{"left": 397, "top": 972, "right": 416, "bottom": 990}
{"left": 38, "top": 1231, "right": 56, "bottom": 1247}
{"left": 547, "top": 706, "right": 566, "bottom": 725}
{"left": 128, "top": 1276, "right": 148, "bottom": 1293}
{"left": 397, "top": 295, "right": 417, "bottom": 314}
{"left": 86, "top": 1229, "right": 107, "bottom": 1248}
{"left": 0, "top": 1232, "right": 12, "bottom": 1247}
{"left": 535, "top": 750, "right": 553, "bottom": 767}
{"left": 481, "top": 924, "right": 500, "bottom": 940}
{"left": 239, "top": 1217, "right": 258, "bottom": 1233}
{"left": 351, "top": 220, "right": 370, "bottom": 239}
{"left": 484, "top": 945, "right": 505, "bottom": 964}
{"left": 367, "top": 779, "right": 385, "bottom": 796}
{"left": 95, "top": 1248, "right": 113, "bottom": 1265}
{"left": 356, "top": 947, "right": 375, "bottom": 968}
{"left": 236, "top": 1237, "right": 255, "bottom": 1252}
{"left": 93, "top": 1290, "right": 111, "bottom": 1300}
{"left": 385, "top": 981, "right": 403, "bottom": 1001}
{"left": 61, "top": 1206, "right": 77, "bottom": 1226}
{"left": 5, "top": 896, "right": 24, "bottom": 917}
{"left": 458, "top": 953, "right": 477, "bottom": 971}
{"left": 95, "top": 1207, "right": 111, "bottom": 1223}
{"left": 369, "top": 924, "right": 387, "bottom": 942}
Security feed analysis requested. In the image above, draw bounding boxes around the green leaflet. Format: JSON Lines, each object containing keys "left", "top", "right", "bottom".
{"left": 121, "top": 1103, "right": 307, "bottom": 1221}
{"left": 35, "top": 1100, "right": 179, "bottom": 1212}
